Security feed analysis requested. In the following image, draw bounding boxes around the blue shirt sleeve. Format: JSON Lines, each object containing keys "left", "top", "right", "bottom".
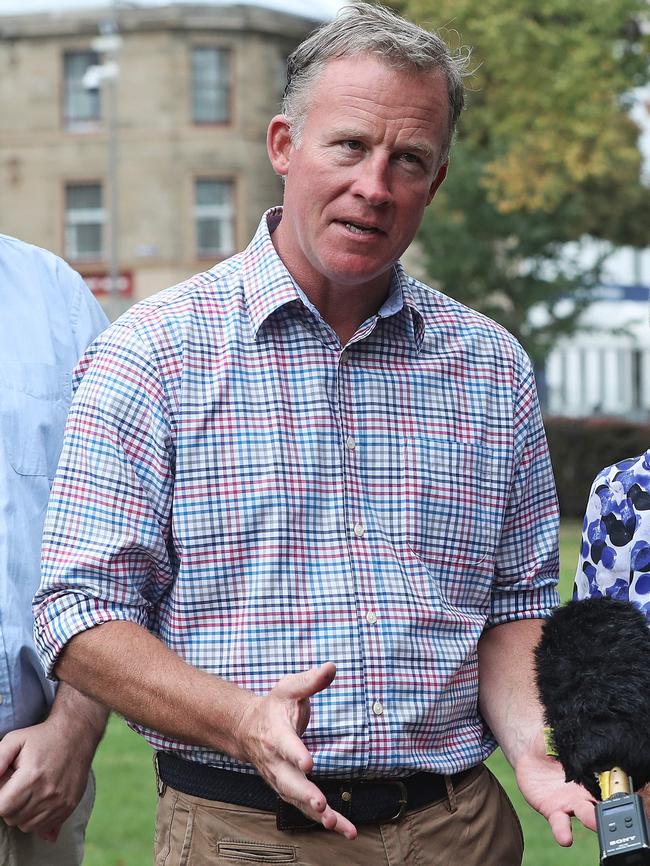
{"left": 0, "top": 234, "right": 108, "bottom": 736}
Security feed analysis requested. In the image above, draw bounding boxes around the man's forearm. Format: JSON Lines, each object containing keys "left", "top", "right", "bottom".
{"left": 55, "top": 621, "right": 358, "bottom": 836}
{"left": 55, "top": 620, "right": 255, "bottom": 761}
{"left": 478, "top": 618, "right": 598, "bottom": 844}
{"left": 477, "top": 618, "right": 546, "bottom": 767}
{"left": 48, "top": 681, "right": 109, "bottom": 755}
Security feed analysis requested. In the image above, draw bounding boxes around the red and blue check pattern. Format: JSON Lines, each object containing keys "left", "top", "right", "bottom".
{"left": 34, "top": 210, "right": 560, "bottom": 777}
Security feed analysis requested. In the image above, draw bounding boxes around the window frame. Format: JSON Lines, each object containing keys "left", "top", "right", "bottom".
{"left": 190, "top": 45, "right": 232, "bottom": 126}
{"left": 63, "top": 49, "right": 102, "bottom": 131}
{"left": 64, "top": 181, "right": 105, "bottom": 263}
{"left": 194, "top": 177, "right": 236, "bottom": 260}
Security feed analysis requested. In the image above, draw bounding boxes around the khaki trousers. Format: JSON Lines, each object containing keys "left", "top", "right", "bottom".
{"left": 154, "top": 764, "right": 524, "bottom": 866}
{"left": 0, "top": 771, "right": 95, "bottom": 866}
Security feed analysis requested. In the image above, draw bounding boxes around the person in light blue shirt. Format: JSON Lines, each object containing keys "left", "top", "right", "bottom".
{"left": 0, "top": 234, "right": 109, "bottom": 866}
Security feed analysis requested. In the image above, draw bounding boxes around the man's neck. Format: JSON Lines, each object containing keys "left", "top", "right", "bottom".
{"left": 306, "top": 284, "right": 390, "bottom": 346}
{"left": 268, "top": 214, "right": 393, "bottom": 346}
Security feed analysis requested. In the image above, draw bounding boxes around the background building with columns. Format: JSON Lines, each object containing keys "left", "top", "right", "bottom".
{"left": 545, "top": 283, "right": 650, "bottom": 420}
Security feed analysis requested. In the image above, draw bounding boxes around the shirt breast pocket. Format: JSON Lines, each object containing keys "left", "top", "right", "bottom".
{"left": 0, "top": 363, "right": 71, "bottom": 478}
{"left": 403, "top": 436, "right": 498, "bottom": 607}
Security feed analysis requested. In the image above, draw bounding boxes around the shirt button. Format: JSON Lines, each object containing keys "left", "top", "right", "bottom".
{"left": 340, "top": 350, "right": 349, "bottom": 365}
{"left": 365, "top": 611, "right": 377, "bottom": 624}
{"left": 345, "top": 436, "right": 356, "bottom": 451}
{"left": 0, "top": 694, "right": 4, "bottom": 704}
{"left": 353, "top": 523, "right": 365, "bottom": 538}
{"left": 372, "top": 701, "right": 384, "bottom": 716}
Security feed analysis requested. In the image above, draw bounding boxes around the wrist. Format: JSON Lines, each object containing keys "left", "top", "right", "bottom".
{"left": 227, "top": 690, "right": 263, "bottom": 764}
{"left": 502, "top": 726, "right": 547, "bottom": 773}
{"left": 48, "top": 685, "right": 108, "bottom": 751}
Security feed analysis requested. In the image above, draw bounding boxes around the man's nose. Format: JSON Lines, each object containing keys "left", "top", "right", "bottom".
{"left": 352, "top": 156, "right": 392, "bottom": 206}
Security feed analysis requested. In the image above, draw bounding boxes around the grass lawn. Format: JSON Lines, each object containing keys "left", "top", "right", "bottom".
{"left": 84, "top": 519, "right": 597, "bottom": 865}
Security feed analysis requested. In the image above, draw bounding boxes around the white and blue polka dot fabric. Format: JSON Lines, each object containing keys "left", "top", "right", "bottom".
{"left": 574, "top": 450, "right": 650, "bottom": 614}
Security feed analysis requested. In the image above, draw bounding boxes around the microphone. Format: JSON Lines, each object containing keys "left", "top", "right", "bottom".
{"left": 535, "top": 596, "right": 650, "bottom": 864}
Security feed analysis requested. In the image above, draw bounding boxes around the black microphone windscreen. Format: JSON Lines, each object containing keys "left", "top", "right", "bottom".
{"left": 535, "top": 596, "right": 650, "bottom": 798}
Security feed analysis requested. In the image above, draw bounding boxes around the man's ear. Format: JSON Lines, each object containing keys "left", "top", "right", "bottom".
{"left": 426, "top": 160, "right": 448, "bottom": 205}
{"left": 267, "top": 115, "right": 293, "bottom": 177}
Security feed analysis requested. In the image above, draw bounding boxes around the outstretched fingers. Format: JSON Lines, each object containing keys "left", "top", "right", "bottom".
{"left": 572, "top": 797, "right": 597, "bottom": 832}
{"left": 274, "top": 722, "right": 314, "bottom": 776}
{"left": 547, "top": 809, "right": 573, "bottom": 847}
{"left": 546, "top": 793, "right": 596, "bottom": 847}
{"left": 234, "top": 663, "right": 357, "bottom": 837}
{"left": 273, "top": 761, "right": 357, "bottom": 839}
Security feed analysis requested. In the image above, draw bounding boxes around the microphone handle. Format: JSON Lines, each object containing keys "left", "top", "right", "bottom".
{"left": 595, "top": 775, "right": 650, "bottom": 863}
{"left": 599, "top": 767, "right": 632, "bottom": 800}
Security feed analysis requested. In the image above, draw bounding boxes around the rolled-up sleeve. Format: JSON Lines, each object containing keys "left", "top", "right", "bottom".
{"left": 489, "top": 357, "right": 560, "bottom": 626}
{"left": 34, "top": 320, "right": 176, "bottom": 676}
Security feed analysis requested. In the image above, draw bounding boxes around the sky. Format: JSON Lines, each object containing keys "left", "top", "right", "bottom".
{"left": 0, "top": 0, "right": 344, "bottom": 20}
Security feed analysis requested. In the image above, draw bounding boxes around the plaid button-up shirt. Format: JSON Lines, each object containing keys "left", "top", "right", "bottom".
{"left": 34, "top": 209, "right": 559, "bottom": 777}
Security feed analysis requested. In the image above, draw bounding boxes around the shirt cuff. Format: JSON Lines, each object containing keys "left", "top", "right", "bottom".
{"left": 487, "top": 583, "right": 560, "bottom": 628}
{"left": 34, "top": 592, "right": 150, "bottom": 679}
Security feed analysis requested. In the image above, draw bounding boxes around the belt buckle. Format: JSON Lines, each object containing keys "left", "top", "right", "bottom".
{"left": 337, "top": 779, "right": 408, "bottom": 824}
{"left": 387, "top": 780, "right": 408, "bottom": 822}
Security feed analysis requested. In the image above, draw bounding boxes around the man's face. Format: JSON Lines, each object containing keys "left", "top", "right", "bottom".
{"left": 267, "top": 53, "right": 449, "bottom": 298}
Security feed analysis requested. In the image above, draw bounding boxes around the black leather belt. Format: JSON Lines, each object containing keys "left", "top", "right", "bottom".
{"left": 155, "top": 751, "right": 478, "bottom": 830}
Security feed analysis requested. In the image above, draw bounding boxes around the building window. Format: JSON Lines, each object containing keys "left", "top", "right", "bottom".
{"left": 195, "top": 179, "right": 234, "bottom": 257}
{"left": 191, "top": 47, "right": 231, "bottom": 124}
{"left": 65, "top": 183, "right": 104, "bottom": 260}
{"left": 63, "top": 51, "right": 101, "bottom": 129}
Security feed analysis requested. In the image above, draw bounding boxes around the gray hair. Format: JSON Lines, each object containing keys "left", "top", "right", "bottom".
{"left": 283, "top": 2, "right": 470, "bottom": 163}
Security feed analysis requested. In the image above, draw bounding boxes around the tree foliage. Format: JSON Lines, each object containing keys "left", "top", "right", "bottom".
{"left": 395, "top": 0, "right": 650, "bottom": 362}
{"left": 402, "top": 0, "right": 649, "bottom": 215}
{"left": 415, "top": 143, "right": 604, "bottom": 368}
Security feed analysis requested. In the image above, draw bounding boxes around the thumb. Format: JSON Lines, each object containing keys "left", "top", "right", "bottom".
{"left": 0, "top": 734, "right": 22, "bottom": 779}
{"left": 275, "top": 662, "right": 336, "bottom": 701}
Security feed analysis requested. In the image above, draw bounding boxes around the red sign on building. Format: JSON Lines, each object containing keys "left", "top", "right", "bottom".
{"left": 83, "top": 272, "right": 134, "bottom": 298}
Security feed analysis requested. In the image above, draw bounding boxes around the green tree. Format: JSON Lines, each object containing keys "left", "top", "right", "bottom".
{"left": 417, "top": 143, "right": 608, "bottom": 370}
{"left": 398, "top": 0, "right": 650, "bottom": 362}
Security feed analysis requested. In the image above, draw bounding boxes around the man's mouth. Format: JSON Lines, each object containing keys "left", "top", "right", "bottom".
{"left": 341, "top": 220, "right": 380, "bottom": 235}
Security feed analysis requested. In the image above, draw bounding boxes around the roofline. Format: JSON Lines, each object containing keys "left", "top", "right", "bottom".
{"left": 0, "top": 3, "right": 322, "bottom": 39}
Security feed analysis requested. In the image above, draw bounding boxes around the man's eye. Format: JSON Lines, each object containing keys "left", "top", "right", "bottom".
{"left": 342, "top": 140, "right": 363, "bottom": 151}
{"left": 399, "top": 152, "right": 420, "bottom": 164}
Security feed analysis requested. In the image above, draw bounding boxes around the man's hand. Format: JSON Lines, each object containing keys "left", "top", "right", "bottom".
{"left": 234, "top": 662, "right": 357, "bottom": 839}
{"left": 514, "top": 745, "right": 597, "bottom": 846}
{"left": 55, "top": 626, "right": 353, "bottom": 836}
{"left": 0, "top": 684, "right": 107, "bottom": 841}
{"left": 478, "top": 619, "right": 597, "bottom": 846}
{"left": 0, "top": 717, "right": 89, "bottom": 840}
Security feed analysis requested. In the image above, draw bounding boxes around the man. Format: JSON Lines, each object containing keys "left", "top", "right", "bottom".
{"left": 34, "top": 4, "right": 596, "bottom": 863}
{"left": 0, "top": 233, "right": 108, "bottom": 865}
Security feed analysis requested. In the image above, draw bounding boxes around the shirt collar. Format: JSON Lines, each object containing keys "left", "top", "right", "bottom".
{"left": 241, "top": 208, "right": 303, "bottom": 338}
{"left": 242, "top": 208, "right": 426, "bottom": 351}
{"left": 398, "top": 265, "right": 427, "bottom": 353}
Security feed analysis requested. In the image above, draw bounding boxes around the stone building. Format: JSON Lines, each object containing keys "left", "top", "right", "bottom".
{"left": 0, "top": 3, "right": 316, "bottom": 314}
